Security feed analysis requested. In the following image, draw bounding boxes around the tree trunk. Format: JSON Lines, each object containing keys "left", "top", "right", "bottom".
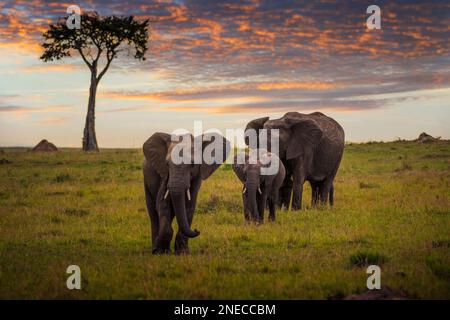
{"left": 82, "top": 70, "right": 99, "bottom": 151}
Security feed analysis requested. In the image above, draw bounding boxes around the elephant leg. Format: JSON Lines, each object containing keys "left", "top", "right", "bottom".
{"left": 144, "top": 182, "right": 159, "bottom": 252}
{"left": 291, "top": 173, "right": 305, "bottom": 210}
{"left": 174, "top": 179, "right": 201, "bottom": 255}
{"left": 243, "top": 191, "right": 250, "bottom": 222}
{"left": 268, "top": 197, "right": 276, "bottom": 222}
{"left": 319, "top": 178, "right": 333, "bottom": 206}
{"left": 269, "top": 188, "right": 280, "bottom": 221}
{"left": 292, "top": 184, "right": 303, "bottom": 210}
{"left": 280, "top": 185, "right": 292, "bottom": 209}
{"left": 329, "top": 183, "right": 334, "bottom": 207}
{"left": 278, "top": 177, "right": 292, "bottom": 209}
{"left": 154, "top": 183, "right": 174, "bottom": 254}
{"left": 155, "top": 212, "right": 173, "bottom": 254}
{"left": 257, "top": 189, "right": 268, "bottom": 223}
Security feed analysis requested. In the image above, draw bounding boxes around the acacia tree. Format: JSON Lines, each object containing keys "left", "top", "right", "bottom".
{"left": 40, "top": 12, "right": 149, "bottom": 151}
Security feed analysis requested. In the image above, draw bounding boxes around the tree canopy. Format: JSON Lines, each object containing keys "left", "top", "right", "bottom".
{"left": 40, "top": 11, "right": 150, "bottom": 151}
{"left": 40, "top": 12, "right": 149, "bottom": 81}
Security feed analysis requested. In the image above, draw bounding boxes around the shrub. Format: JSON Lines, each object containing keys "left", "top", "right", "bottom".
{"left": 348, "top": 251, "right": 387, "bottom": 267}
{"left": 0, "top": 158, "right": 12, "bottom": 164}
{"left": 425, "top": 255, "right": 450, "bottom": 279}
{"left": 359, "top": 182, "right": 380, "bottom": 189}
{"left": 54, "top": 173, "right": 71, "bottom": 183}
{"left": 62, "top": 208, "right": 90, "bottom": 217}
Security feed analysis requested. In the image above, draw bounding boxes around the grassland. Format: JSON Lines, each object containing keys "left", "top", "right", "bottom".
{"left": 0, "top": 141, "right": 449, "bottom": 299}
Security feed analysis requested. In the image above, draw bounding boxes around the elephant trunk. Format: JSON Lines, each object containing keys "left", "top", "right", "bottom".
{"left": 170, "top": 189, "right": 200, "bottom": 238}
{"left": 245, "top": 170, "right": 261, "bottom": 221}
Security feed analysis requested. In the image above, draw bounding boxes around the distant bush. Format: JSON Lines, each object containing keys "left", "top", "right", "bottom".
{"left": 349, "top": 251, "right": 387, "bottom": 267}
{"left": 0, "top": 158, "right": 12, "bottom": 164}
{"left": 359, "top": 182, "right": 380, "bottom": 189}
{"left": 394, "top": 137, "right": 408, "bottom": 143}
{"left": 54, "top": 173, "right": 71, "bottom": 183}
{"left": 425, "top": 255, "right": 450, "bottom": 279}
{"left": 62, "top": 208, "right": 90, "bottom": 217}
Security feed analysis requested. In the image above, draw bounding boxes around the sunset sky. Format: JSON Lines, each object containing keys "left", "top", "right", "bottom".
{"left": 0, "top": 0, "right": 449, "bottom": 147}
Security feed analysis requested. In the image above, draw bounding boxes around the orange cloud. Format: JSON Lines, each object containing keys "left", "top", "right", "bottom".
{"left": 256, "top": 81, "right": 337, "bottom": 90}
{"left": 0, "top": 105, "right": 70, "bottom": 115}
{"left": 37, "top": 116, "right": 69, "bottom": 124}
{"left": 20, "top": 64, "right": 78, "bottom": 73}
{"left": 99, "top": 80, "right": 339, "bottom": 103}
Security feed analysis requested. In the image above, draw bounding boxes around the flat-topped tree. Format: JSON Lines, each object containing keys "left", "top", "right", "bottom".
{"left": 40, "top": 12, "right": 149, "bottom": 151}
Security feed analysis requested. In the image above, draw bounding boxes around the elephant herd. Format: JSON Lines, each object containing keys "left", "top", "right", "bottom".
{"left": 143, "top": 111, "right": 345, "bottom": 254}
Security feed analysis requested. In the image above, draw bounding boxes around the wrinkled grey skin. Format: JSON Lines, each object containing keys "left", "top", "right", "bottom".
{"left": 245, "top": 112, "right": 344, "bottom": 210}
{"left": 143, "top": 132, "right": 230, "bottom": 254}
{"left": 233, "top": 151, "right": 286, "bottom": 223}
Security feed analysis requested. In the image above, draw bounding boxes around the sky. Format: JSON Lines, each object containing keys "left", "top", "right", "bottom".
{"left": 0, "top": 0, "right": 449, "bottom": 148}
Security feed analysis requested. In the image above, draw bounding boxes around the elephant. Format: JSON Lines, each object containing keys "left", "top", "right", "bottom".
{"left": 244, "top": 111, "right": 344, "bottom": 210}
{"left": 232, "top": 150, "right": 286, "bottom": 223}
{"left": 143, "top": 132, "right": 230, "bottom": 254}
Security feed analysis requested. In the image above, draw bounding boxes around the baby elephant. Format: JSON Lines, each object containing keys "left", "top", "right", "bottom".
{"left": 233, "top": 150, "right": 285, "bottom": 223}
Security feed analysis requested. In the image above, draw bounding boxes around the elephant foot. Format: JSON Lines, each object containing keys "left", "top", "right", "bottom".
{"left": 152, "top": 247, "right": 171, "bottom": 255}
{"left": 174, "top": 247, "right": 190, "bottom": 255}
{"left": 174, "top": 233, "right": 190, "bottom": 254}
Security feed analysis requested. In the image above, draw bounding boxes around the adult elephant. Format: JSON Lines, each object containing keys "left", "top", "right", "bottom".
{"left": 244, "top": 112, "right": 344, "bottom": 210}
{"left": 143, "top": 132, "right": 230, "bottom": 254}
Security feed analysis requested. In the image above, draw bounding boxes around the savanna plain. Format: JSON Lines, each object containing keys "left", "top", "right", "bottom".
{"left": 0, "top": 141, "right": 449, "bottom": 299}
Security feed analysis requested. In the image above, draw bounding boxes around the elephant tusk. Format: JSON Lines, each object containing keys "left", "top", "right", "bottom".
{"left": 242, "top": 187, "right": 247, "bottom": 194}
{"left": 186, "top": 189, "right": 191, "bottom": 201}
{"left": 164, "top": 189, "right": 169, "bottom": 200}
{"left": 258, "top": 187, "right": 262, "bottom": 194}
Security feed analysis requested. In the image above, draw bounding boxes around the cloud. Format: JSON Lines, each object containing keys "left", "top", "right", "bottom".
{"left": 0, "top": 0, "right": 449, "bottom": 122}
{"left": 0, "top": 104, "right": 69, "bottom": 115}
{"left": 20, "top": 64, "right": 78, "bottom": 73}
{"left": 158, "top": 98, "right": 384, "bottom": 114}
{"left": 37, "top": 116, "right": 69, "bottom": 124}
{"left": 99, "top": 80, "right": 339, "bottom": 102}
{"left": 1, "top": 1, "right": 448, "bottom": 64}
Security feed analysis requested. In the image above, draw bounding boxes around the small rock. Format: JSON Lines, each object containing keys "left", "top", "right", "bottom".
{"left": 417, "top": 132, "right": 440, "bottom": 143}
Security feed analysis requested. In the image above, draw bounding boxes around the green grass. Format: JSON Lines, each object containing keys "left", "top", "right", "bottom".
{"left": 0, "top": 141, "right": 449, "bottom": 299}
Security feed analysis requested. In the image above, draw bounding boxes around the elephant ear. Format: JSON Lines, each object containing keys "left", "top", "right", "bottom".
{"left": 199, "top": 133, "right": 231, "bottom": 180}
{"left": 285, "top": 119, "right": 323, "bottom": 160}
{"left": 244, "top": 117, "right": 269, "bottom": 146}
{"left": 143, "top": 132, "right": 171, "bottom": 178}
{"left": 232, "top": 153, "right": 249, "bottom": 183}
